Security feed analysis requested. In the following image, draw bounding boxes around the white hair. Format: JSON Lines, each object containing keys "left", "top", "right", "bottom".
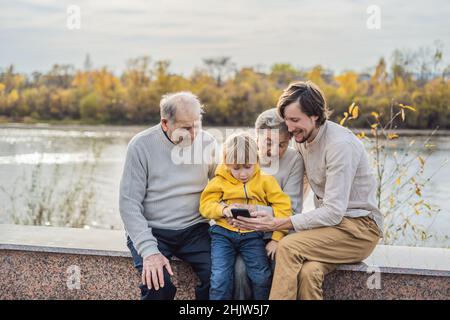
{"left": 160, "top": 91, "right": 204, "bottom": 122}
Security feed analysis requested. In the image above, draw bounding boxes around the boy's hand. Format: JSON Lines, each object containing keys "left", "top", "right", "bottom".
{"left": 266, "top": 240, "right": 278, "bottom": 260}
{"left": 223, "top": 207, "right": 233, "bottom": 218}
{"left": 223, "top": 203, "right": 250, "bottom": 219}
{"left": 222, "top": 204, "right": 237, "bottom": 218}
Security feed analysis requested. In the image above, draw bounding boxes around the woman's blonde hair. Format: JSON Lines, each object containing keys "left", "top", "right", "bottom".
{"left": 222, "top": 132, "right": 258, "bottom": 165}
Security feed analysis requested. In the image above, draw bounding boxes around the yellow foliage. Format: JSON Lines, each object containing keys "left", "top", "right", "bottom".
{"left": 415, "top": 186, "right": 422, "bottom": 197}
{"left": 0, "top": 53, "right": 447, "bottom": 131}
{"left": 399, "top": 103, "right": 416, "bottom": 112}
{"left": 389, "top": 195, "right": 395, "bottom": 208}
{"left": 7, "top": 89, "right": 19, "bottom": 104}
{"left": 348, "top": 102, "right": 355, "bottom": 114}
{"left": 357, "top": 131, "right": 366, "bottom": 139}
{"left": 418, "top": 156, "right": 425, "bottom": 167}
{"left": 351, "top": 105, "right": 359, "bottom": 119}
{"left": 335, "top": 72, "right": 358, "bottom": 97}
{"left": 388, "top": 133, "right": 399, "bottom": 140}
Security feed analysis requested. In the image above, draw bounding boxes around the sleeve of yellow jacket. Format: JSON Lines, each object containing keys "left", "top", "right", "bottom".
{"left": 264, "top": 176, "right": 292, "bottom": 241}
{"left": 199, "top": 177, "right": 226, "bottom": 220}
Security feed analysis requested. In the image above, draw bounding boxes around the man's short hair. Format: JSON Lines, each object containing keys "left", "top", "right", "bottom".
{"left": 277, "top": 81, "right": 330, "bottom": 126}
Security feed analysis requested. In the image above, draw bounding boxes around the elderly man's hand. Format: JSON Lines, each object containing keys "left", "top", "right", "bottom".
{"left": 231, "top": 211, "right": 294, "bottom": 232}
{"left": 142, "top": 253, "right": 174, "bottom": 290}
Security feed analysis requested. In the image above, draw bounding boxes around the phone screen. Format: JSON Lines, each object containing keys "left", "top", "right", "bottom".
{"left": 231, "top": 208, "right": 252, "bottom": 219}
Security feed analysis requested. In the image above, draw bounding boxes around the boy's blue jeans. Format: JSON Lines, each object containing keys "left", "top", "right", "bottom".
{"left": 209, "top": 224, "right": 272, "bottom": 300}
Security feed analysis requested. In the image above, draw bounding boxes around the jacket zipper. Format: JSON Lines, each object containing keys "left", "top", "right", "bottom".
{"left": 238, "top": 183, "right": 249, "bottom": 235}
{"left": 243, "top": 183, "right": 249, "bottom": 204}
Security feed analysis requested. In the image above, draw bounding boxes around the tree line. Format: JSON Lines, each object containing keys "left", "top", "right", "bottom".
{"left": 1, "top": 43, "right": 449, "bottom": 129}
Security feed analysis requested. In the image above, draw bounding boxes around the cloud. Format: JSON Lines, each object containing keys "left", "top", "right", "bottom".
{"left": 1, "top": 0, "right": 449, "bottom": 74}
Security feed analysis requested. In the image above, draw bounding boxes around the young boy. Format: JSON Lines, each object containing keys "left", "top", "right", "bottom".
{"left": 200, "top": 132, "right": 291, "bottom": 300}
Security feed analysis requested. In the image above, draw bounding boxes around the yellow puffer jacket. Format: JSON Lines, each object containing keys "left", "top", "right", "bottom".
{"left": 199, "top": 163, "right": 292, "bottom": 241}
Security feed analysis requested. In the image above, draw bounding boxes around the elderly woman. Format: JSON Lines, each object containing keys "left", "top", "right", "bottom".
{"left": 233, "top": 108, "right": 304, "bottom": 299}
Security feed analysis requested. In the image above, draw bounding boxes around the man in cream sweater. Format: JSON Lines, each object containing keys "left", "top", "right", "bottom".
{"left": 119, "top": 92, "right": 217, "bottom": 300}
{"left": 232, "top": 81, "right": 383, "bottom": 300}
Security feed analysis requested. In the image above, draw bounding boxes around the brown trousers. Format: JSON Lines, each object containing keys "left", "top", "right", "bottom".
{"left": 269, "top": 216, "right": 381, "bottom": 300}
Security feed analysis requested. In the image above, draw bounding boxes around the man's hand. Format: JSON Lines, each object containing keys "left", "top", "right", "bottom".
{"left": 231, "top": 211, "right": 294, "bottom": 232}
{"left": 223, "top": 204, "right": 253, "bottom": 230}
{"left": 142, "top": 253, "right": 174, "bottom": 290}
{"left": 266, "top": 240, "right": 278, "bottom": 260}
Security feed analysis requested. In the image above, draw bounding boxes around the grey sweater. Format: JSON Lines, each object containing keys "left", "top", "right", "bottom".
{"left": 119, "top": 124, "right": 217, "bottom": 258}
{"left": 291, "top": 121, "right": 384, "bottom": 233}
{"left": 261, "top": 147, "right": 304, "bottom": 215}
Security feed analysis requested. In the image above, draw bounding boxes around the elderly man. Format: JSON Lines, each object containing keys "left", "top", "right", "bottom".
{"left": 232, "top": 81, "right": 383, "bottom": 300}
{"left": 119, "top": 92, "right": 217, "bottom": 300}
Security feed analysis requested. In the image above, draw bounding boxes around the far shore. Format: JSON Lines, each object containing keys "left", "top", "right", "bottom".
{"left": 0, "top": 122, "right": 449, "bottom": 137}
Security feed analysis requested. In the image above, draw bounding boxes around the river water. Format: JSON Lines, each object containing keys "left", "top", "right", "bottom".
{"left": 0, "top": 124, "right": 448, "bottom": 248}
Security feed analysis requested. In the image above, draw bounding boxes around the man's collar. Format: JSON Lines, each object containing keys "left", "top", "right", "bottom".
{"left": 305, "top": 121, "right": 327, "bottom": 148}
{"left": 160, "top": 124, "right": 175, "bottom": 145}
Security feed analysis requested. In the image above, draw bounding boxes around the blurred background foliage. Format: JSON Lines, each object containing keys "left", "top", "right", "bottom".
{"left": 1, "top": 42, "right": 449, "bottom": 129}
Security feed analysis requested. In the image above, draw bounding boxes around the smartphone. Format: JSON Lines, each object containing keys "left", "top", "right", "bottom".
{"left": 231, "top": 208, "right": 252, "bottom": 219}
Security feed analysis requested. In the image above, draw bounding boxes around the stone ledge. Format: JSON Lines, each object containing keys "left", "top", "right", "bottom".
{"left": 1, "top": 224, "right": 449, "bottom": 299}
{"left": 1, "top": 224, "right": 448, "bottom": 276}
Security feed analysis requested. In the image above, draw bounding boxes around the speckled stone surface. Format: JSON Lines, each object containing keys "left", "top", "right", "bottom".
{"left": 323, "top": 269, "right": 449, "bottom": 300}
{"left": 2, "top": 249, "right": 449, "bottom": 300}
{"left": 1, "top": 224, "right": 449, "bottom": 300}
{"left": 0, "top": 250, "right": 198, "bottom": 300}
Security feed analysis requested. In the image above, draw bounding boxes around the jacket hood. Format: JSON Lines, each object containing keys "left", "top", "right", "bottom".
{"left": 215, "top": 163, "right": 261, "bottom": 184}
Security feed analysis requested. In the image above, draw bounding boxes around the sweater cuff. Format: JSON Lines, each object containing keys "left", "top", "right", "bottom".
{"left": 290, "top": 214, "right": 309, "bottom": 232}
{"left": 139, "top": 243, "right": 161, "bottom": 259}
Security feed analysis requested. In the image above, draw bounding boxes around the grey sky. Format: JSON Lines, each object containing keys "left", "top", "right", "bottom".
{"left": 1, "top": 0, "right": 449, "bottom": 75}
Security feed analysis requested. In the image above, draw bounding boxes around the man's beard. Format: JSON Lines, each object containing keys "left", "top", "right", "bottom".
{"left": 296, "top": 128, "right": 313, "bottom": 144}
